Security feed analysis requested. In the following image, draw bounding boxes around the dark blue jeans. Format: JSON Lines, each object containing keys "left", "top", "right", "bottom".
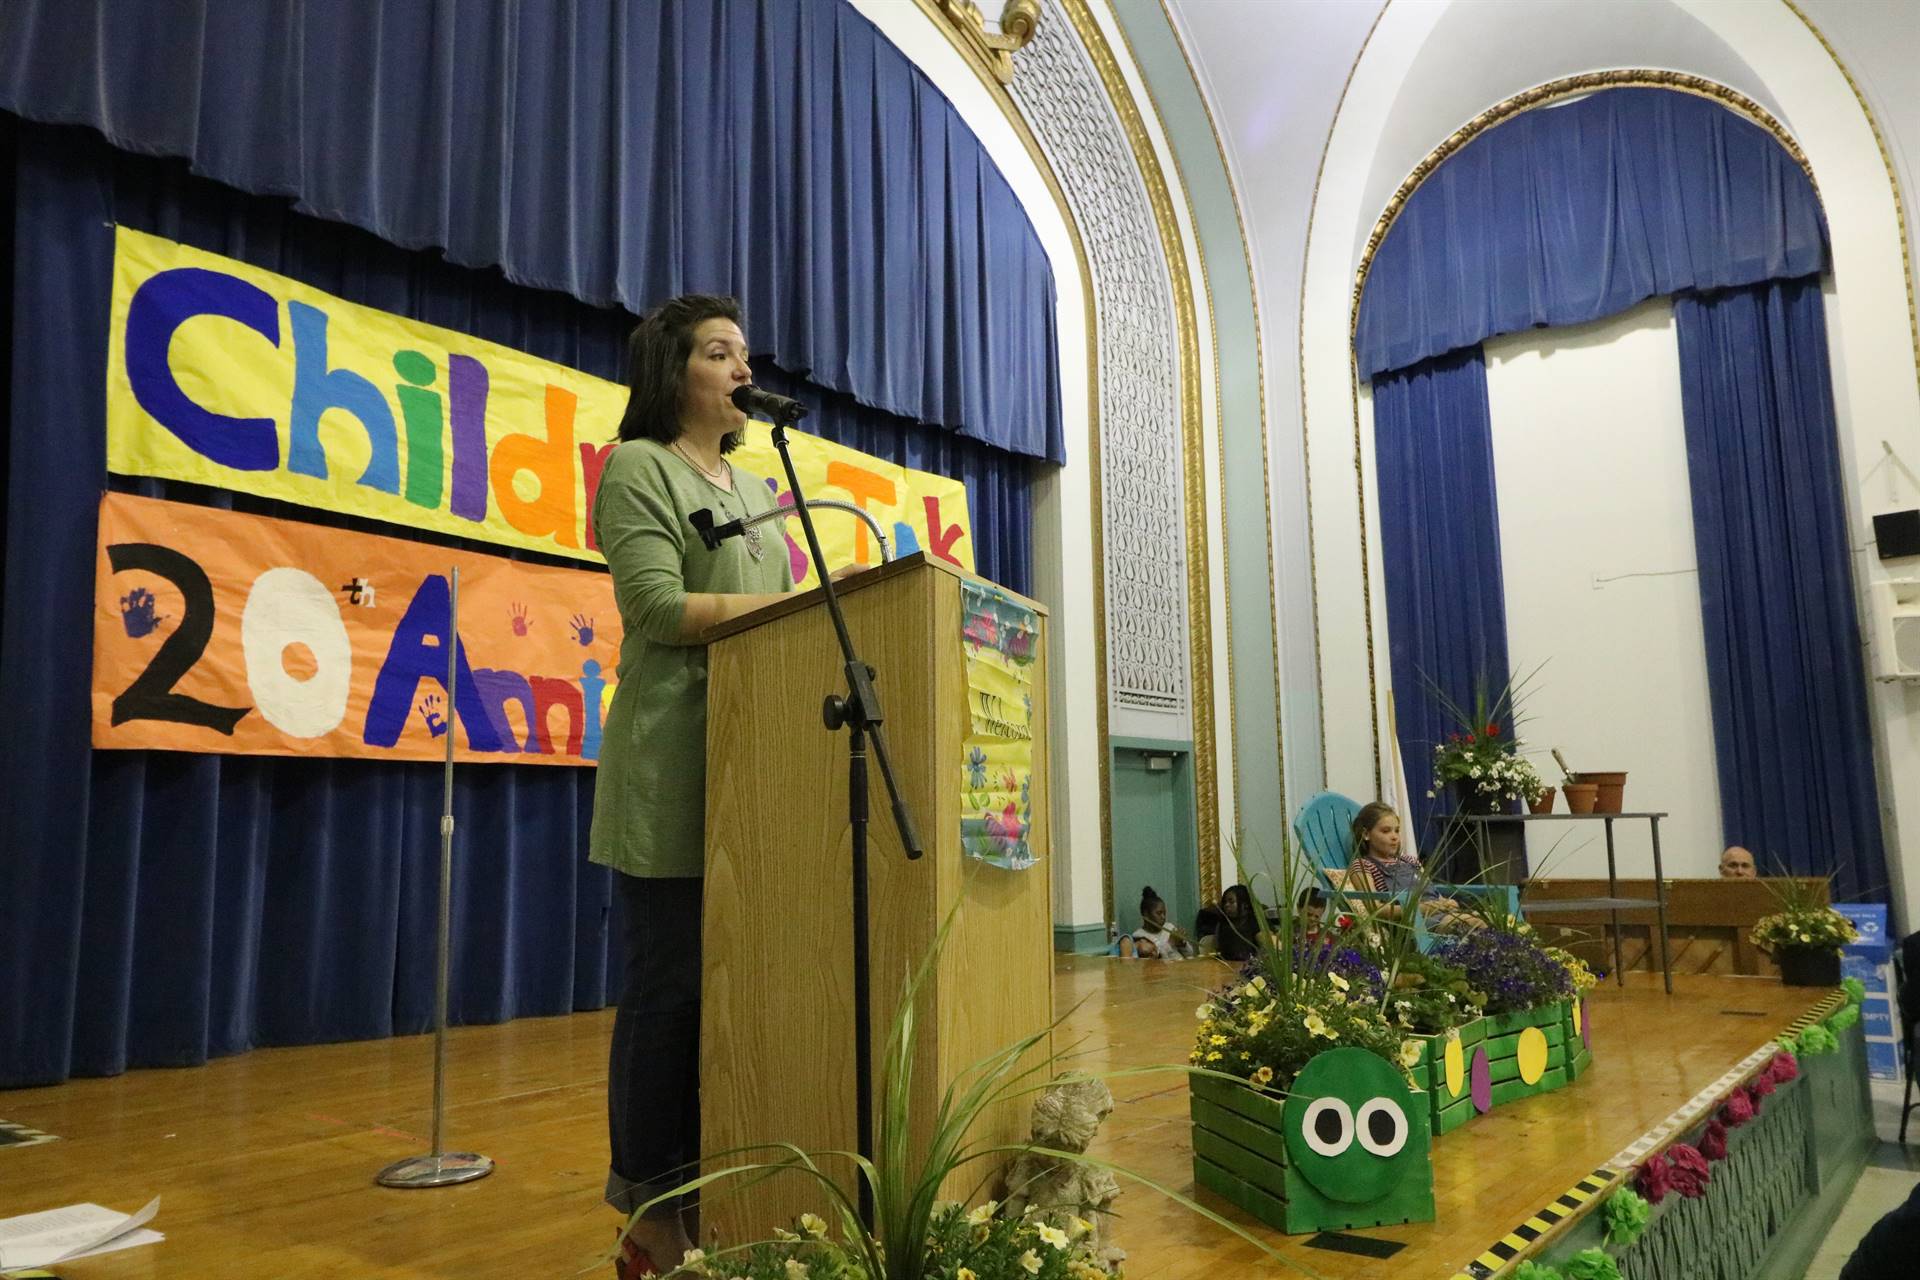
{"left": 606, "top": 873, "right": 703, "bottom": 1215}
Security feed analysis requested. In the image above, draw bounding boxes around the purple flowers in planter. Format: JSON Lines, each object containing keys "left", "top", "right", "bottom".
{"left": 1431, "top": 928, "right": 1574, "bottom": 1015}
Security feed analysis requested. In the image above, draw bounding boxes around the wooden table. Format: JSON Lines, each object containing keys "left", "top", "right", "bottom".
{"left": 1463, "top": 812, "right": 1675, "bottom": 992}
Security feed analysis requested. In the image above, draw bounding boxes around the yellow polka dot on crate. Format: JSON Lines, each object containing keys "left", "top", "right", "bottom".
{"left": 1517, "top": 1027, "right": 1549, "bottom": 1085}
{"left": 1445, "top": 1035, "right": 1466, "bottom": 1098}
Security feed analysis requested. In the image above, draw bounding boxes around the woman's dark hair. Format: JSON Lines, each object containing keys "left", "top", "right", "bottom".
{"left": 615, "top": 293, "right": 745, "bottom": 452}
{"left": 1350, "top": 801, "right": 1398, "bottom": 859}
{"left": 1221, "top": 884, "right": 1254, "bottom": 920}
{"left": 1293, "top": 886, "right": 1327, "bottom": 912}
{"left": 1139, "top": 885, "right": 1164, "bottom": 914}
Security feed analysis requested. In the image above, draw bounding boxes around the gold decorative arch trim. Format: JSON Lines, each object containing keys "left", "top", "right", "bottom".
{"left": 909, "top": 0, "right": 1116, "bottom": 924}
{"left": 1058, "top": 0, "right": 1223, "bottom": 906}
{"left": 1781, "top": 0, "right": 1920, "bottom": 417}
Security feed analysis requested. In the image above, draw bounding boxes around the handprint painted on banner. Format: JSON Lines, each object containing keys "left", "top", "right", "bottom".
{"left": 509, "top": 602, "right": 531, "bottom": 636}
{"left": 570, "top": 614, "right": 595, "bottom": 646}
{"left": 119, "top": 586, "right": 166, "bottom": 638}
{"left": 418, "top": 693, "right": 448, "bottom": 738}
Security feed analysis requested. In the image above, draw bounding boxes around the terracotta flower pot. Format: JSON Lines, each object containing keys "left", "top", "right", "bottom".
{"left": 1776, "top": 945, "right": 1842, "bottom": 987}
{"left": 1576, "top": 771, "right": 1628, "bottom": 814}
{"left": 1563, "top": 782, "right": 1599, "bottom": 814}
{"left": 1529, "top": 788, "right": 1556, "bottom": 815}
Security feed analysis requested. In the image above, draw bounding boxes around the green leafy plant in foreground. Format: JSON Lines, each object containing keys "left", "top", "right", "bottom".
{"left": 613, "top": 886, "right": 1326, "bottom": 1280}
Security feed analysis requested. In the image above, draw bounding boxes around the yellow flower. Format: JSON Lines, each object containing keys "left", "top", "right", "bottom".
{"left": 785, "top": 1261, "right": 810, "bottom": 1280}
{"left": 1195, "top": 1003, "right": 1212, "bottom": 1020}
{"left": 967, "top": 1201, "right": 997, "bottom": 1226}
{"left": 798, "top": 1213, "right": 827, "bottom": 1238}
{"left": 1399, "top": 1039, "right": 1423, "bottom": 1069}
{"left": 958, "top": 1271, "right": 978, "bottom": 1280}
{"left": 1249, "top": 975, "right": 1267, "bottom": 991}
{"left": 1249, "top": 1065, "right": 1274, "bottom": 1088}
{"left": 1039, "top": 1223, "right": 1070, "bottom": 1250}
{"left": 1329, "top": 972, "right": 1350, "bottom": 992}
{"left": 1303, "top": 1011, "right": 1332, "bottom": 1038}
{"left": 1021, "top": 1249, "right": 1043, "bottom": 1275}
{"left": 681, "top": 1249, "right": 708, "bottom": 1274}
{"left": 1205, "top": 1050, "right": 1223, "bottom": 1061}
{"left": 1070, "top": 1215, "right": 1093, "bottom": 1239}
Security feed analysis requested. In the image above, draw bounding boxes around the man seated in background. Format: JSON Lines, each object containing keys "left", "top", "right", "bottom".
{"left": 1719, "top": 845, "right": 1757, "bottom": 879}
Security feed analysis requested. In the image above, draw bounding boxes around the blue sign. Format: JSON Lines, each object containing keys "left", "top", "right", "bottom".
{"left": 1837, "top": 903, "right": 1891, "bottom": 962}
{"left": 1867, "top": 1037, "right": 1900, "bottom": 1081}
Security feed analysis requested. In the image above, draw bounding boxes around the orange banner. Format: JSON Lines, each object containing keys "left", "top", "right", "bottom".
{"left": 92, "top": 493, "right": 620, "bottom": 765}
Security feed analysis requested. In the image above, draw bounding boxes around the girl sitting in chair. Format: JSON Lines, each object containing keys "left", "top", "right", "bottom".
{"left": 1342, "top": 803, "right": 1470, "bottom": 928}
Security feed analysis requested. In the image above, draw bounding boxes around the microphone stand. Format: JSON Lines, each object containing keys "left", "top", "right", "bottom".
{"left": 756, "top": 407, "right": 924, "bottom": 1230}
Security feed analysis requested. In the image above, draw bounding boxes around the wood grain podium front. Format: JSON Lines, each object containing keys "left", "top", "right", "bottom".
{"left": 698, "top": 553, "right": 1053, "bottom": 1238}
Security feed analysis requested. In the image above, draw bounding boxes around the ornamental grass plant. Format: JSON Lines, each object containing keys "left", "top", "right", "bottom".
{"left": 1748, "top": 868, "right": 1857, "bottom": 955}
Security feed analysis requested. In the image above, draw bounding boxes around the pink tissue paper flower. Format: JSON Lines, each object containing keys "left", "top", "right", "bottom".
{"left": 1634, "top": 1152, "right": 1673, "bottom": 1205}
{"left": 1667, "top": 1143, "right": 1712, "bottom": 1199}
{"left": 1719, "top": 1089, "right": 1755, "bottom": 1127}
{"left": 1699, "top": 1119, "right": 1728, "bottom": 1162}
{"left": 1769, "top": 1051, "right": 1799, "bottom": 1083}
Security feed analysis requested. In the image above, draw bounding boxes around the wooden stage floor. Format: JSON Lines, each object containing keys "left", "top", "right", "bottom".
{"left": 0, "top": 959, "right": 1829, "bottom": 1278}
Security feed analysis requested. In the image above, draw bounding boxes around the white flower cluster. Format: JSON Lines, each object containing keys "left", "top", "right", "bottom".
{"left": 1435, "top": 746, "right": 1546, "bottom": 802}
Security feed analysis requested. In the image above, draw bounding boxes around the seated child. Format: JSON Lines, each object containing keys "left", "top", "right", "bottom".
{"left": 1211, "top": 884, "right": 1264, "bottom": 962}
{"left": 1131, "top": 885, "right": 1196, "bottom": 959}
{"left": 1342, "top": 802, "right": 1468, "bottom": 926}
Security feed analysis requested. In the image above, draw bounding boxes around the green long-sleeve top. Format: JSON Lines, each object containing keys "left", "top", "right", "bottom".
{"left": 588, "top": 438, "right": 794, "bottom": 879}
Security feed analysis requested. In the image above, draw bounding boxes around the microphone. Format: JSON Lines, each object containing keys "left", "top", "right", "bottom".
{"left": 689, "top": 507, "right": 744, "bottom": 550}
{"left": 731, "top": 384, "right": 809, "bottom": 426}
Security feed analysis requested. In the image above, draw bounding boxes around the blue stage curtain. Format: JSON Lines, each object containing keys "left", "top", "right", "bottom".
{"left": 0, "top": 0, "right": 1064, "bottom": 463}
{"left": 0, "top": 121, "right": 1032, "bottom": 1086}
{"left": 1371, "top": 349, "right": 1511, "bottom": 858}
{"left": 1674, "top": 278, "right": 1887, "bottom": 902}
{"left": 1356, "top": 88, "right": 1827, "bottom": 381}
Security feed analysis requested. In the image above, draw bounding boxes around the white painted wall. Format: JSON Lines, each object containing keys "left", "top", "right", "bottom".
{"left": 1482, "top": 298, "right": 1725, "bottom": 882}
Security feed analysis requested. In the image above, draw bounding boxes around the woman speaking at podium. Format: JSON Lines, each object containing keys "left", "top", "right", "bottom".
{"left": 589, "top": 294, "right": 795, "bottom": 1275}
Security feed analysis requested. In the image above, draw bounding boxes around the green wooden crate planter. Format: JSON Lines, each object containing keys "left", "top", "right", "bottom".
{"left": 1190, "top": 1048, "right": 1435, "bottom": 1234}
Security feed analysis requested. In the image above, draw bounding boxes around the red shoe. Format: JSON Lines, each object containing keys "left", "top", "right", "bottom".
{"left": 615, "top": 1231, "right": 658, "bottom": 1278}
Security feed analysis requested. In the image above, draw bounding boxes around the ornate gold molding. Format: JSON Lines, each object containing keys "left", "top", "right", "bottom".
{"left": 1139, "top": 0, "right": 1272, "bottom": 839}
{"left": 1108, "top": 4, "right": 1239, "bottom": 849}
{"left": 1059, "top": 0, "right": 1223, "bottom": 906}
{"left": 905, "top": 0, "right": 1115, "bottom": 926}
{"left": 936, "top": 0, "right": 1042, "bottom": 85}
{"left": 1781, "top": 0, "right": 1920, "bottom": 416}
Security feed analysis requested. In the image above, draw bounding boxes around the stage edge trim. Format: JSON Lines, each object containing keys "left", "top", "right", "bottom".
{"left": 1448, "top": 990, "right": 1846, "bottom": 1279}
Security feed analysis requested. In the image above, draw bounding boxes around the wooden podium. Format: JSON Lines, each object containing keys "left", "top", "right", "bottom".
{"left": 699, "top": 554, "right": 1054, "bottom": 1238}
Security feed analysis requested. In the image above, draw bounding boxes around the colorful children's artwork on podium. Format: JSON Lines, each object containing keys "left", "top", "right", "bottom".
{"left": 960, "top": 580, "right": 1038, "bottom": 870}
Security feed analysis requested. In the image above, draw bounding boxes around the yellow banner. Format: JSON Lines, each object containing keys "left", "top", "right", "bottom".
{"left": 105, "top": 226, "right": 975, "bottom": 580}
{"left": 92, "top": 492, "right": 621, "bottom": 765}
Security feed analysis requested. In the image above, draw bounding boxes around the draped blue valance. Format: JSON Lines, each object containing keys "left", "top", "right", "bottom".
{"left": 1356, "top": 87, "right": 1828, "bottom": 379}
{"left": 0, "top": 0, "right": 1065, "bottom": 462}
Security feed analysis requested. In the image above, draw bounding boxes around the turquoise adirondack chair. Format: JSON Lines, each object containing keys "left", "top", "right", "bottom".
{"left": 1292, "top": 790, "right": 1361, "bottom": 889}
